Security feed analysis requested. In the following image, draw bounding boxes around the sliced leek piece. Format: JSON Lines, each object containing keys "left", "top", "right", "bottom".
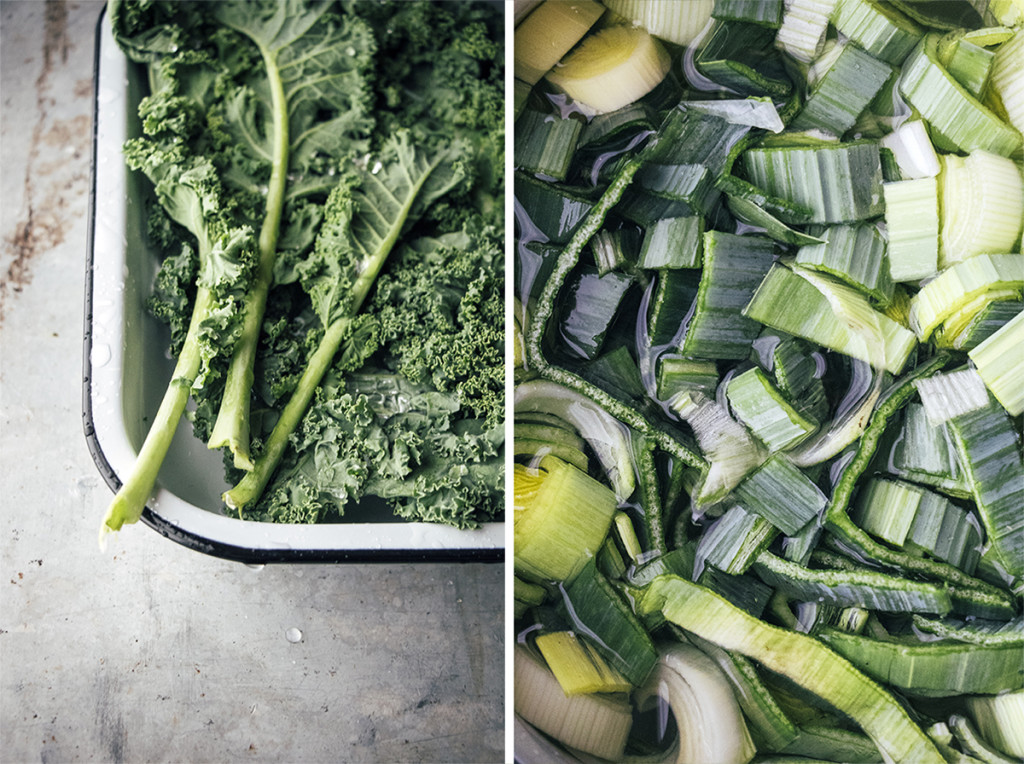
{"left": 794, "top": 222, "right": 894, "bottom": 302}
{"left": 908, "top": 254, "right": 1024, "bottom": 341}
{"left": 697, "top": 504, "right": 779, "bottom": 575}
{"left": 878, "top": 119, "right": 940, "bottom": 179}
{"left": 513, "top": 455, "right": 618, "bottom": 584}
{"left": 514, "top": 0, "right": 606, "bottom": 86}
{"left": 743, "top": 264, "right": 917, "bottom": 374}
{"left": 883, "top": 177, "right": 939, "bottom": 283}
{"left": 991, "top": 29, "right": 1024, "bottom": 136}
{"left": 832, "top": 0, "right": 923, "bottom": 65}
{"left": 775, "top": 0, "right": 837, "bottom": 64}
{"left": 546, "top": 25, "right": 671, "bottom": 114}
{"left": 515, "top": 379, "right": 636, "bottom": 501}
{"left": 740, "top": 140, "right": 884, "bottom": 224}
{"left": 534, "top": 631, "right": 633, "bottom": 695}
{"left": 946, "top": 394, "right": 1024, "bottom": 582}
{"left": 733, "top": 454, "right": 827, "bottom": 536}
{"left": 938, "top": 36, "right": 995, "bottom": 100}
{"left": 937, "top": 151, "right": 1024, "bottom": 269}
{"left": 966, "top": 690, "right": 1024, "bottom": 760}
{"left": 817, "top": 627, "right": 1024, "bottom": 697}
{"left": 726, "top": 367, "right": 817, "bottom": 453}
{"left": 633, "top": 642, "right": 758, "bottom": 764}
{"left": 898, "top": 34, "right": 1023, "bottom": 158}
{"left": 791, "top": 42, "right": 894, "bottom": 137}
{"left": 601, "top": 0, "right": 716, "bottom": 46}
{"left": 913, "top": 368, "right": 991, "bottom": 426}
{"left": 672, "top": 391, "right": 765, "bottom": 506}
{"left": 638, "top": 575, "right": 946, "bottom": 763}
{"left": 560, "top": 559, "right": 660, "bottom": 687}
{"left": 679, "top": 230, "right": 776, "bottom": 360}
{"left": 514, "top": 646, "right": 632, "bottom": 760}
{"left": 753, "top": 550, "right": 953, "bottom": 614}
{"left": 969, "top": 308, "right": 1024, "bottom": 415}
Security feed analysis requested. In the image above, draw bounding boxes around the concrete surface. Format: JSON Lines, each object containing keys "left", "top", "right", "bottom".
{"left": 0, "top": 2, "right": 505, "bottom": 761}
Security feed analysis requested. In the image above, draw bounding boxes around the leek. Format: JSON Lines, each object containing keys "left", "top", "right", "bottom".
{"left": 514, "top": 646, "right": 633, "bottom": 760}
{"left": 909, "top": 254, "right": 1024, "bottom": 341}
{"left": 966, "top": 690, "right": 1024, "bottom": 760}
{"left": 546, "top": 25, "right": 671, "bottom": 114}
{"left": 793, "top": 222, "right": 894, "bottom": 302}
{"left": 514, "top": 0, "right": 606, "bottom": 86}
{"left": 991, "top": 30, "right": 1024, "bottom": 136}
{"left": 513, "top": 455, "right": 618, "bottom": 584}
{"left": 937, "top": 151, "right": 1024, "bottom": 269}
{"left": 775, "top": 0, "right": 836, "bottom": 64}
{"left": 883, "top": 177, "right": 939, "bottom": 283}
{"left": 740, "top": 140, "right": 885, "bottom": 224}
{"left": 831, "top": 0, "right": 923, "bottom": 65}
{"left": 969, "top": 308, "right": 1024, "bottom": 416}
{"left": 743, "top": 264, "right": 917, "bottom": 374}
{"left": 534, "top": 631, "right": 632, "bottom": 695}
{"left": 791, "top": 42, "right": 894, "bottom": 137}
{"left": 639, "top": 575, "right": 946, "bottom": 763}
{"left": 632, "top": 643, "right": 758, "bottom": 764}
{"left": 726, "top": 367, "right": 817, "bottom": 453}
{"left": 601, "top": 0, "right": 716, "bottom": 46}
{"left": 898, "top": 34, "right": 1023, "bottom": 158}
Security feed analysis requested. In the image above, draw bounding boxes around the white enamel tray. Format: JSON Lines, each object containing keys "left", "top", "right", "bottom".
{"left": 83, "top": 9, "right": 504, "bottom": 563}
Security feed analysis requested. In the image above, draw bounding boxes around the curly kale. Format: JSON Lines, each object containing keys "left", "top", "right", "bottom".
{"left": 372, "top": 225, "right": 504, "bottom": 429}
{"left": 107, "top": 0, "right": 504, "bottom": 534}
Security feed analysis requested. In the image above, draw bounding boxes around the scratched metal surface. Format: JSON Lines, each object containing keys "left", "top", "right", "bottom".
{"left": 0, "top": 3, "right": 505, "bottom": 762}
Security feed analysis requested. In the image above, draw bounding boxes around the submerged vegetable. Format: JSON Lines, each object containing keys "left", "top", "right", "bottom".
{"left": 514, "top": 0, "right": 1022, "bottom": 761}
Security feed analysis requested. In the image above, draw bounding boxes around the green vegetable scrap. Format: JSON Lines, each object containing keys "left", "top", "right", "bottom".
{"left": 102, "top": 0, "right": 503, "bottom": 536}
{"left": 514, "top": 0, "right": 1023, "bottom": 762}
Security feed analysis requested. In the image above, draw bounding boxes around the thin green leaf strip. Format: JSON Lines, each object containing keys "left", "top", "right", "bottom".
{"left": 638, "top": 574, "right": 946, "bottom": 763}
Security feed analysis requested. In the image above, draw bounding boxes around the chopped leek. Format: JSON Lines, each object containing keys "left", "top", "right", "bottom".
{"left": 898, "top": 34, "right": 1023, "bottom": 158}
{"left": 878, "top": 119, "right": 940, "bottom": 179}
{"left": 546, "top": 25, "right": 671, "bottom": 115}
{"left": 969, "top": 308, "right": 1024, "bottom": 415}
{"left": 883, "top": 177, "right": 939, "bottom": 283}
{"left": 791, "top": 42, "right": 894, "bottom": 136}
{"left": 966, "top": 690, "right": 1024, "bottom": 760}
{"left": 775, "top": 0, "right": 836, "bottom": 64}
{"left": 793, "top": 222, "right": 894, "bottom": 301}
{"left": 937, "top": 151, "right": 1024, "bottom": 269}
{"left": 740, "top": 140, "right": 885, "bottom": 224}
{"left": 831, "top": 0, "right": 923, "bottom": 65}
{"left": 601, "top": 0, "right": 716, "bottom": 46}
{"left": 633, "top": 643, "right": 758, "bottom": 764}
{"left": 991, "top": 30, "right": 1024, "bottom": 136}
{"left": 513, "top": 455, "right": 618, "bottom": 584}
{"left": 514, "top": 646, "right": 633, "bottom": 760}
{"left": 743, "top": 264, "right": 917, "bottom": 374}
{"left": 534, "top": 631, "right": 632, "bottom": 695}
{"left": 909, "top": 254, "right": 1024, "bottom": 341}
{"left": 514, "top": 0, "right": 606, "bottom": 86}
{"left": 726, "top": 367, "right": 817, "bottom": 453}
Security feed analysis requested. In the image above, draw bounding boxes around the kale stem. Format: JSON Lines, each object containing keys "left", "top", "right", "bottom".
{"left": 224, "top": 316, "right": 349, "bottom": 515}
{"left": 101, "top": 287, "right": 215, "bottom": 537}
{"left": 209, "top": 43, "right": 290, "bottom": 470}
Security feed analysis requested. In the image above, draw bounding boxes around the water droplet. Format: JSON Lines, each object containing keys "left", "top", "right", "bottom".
{"left": 285, "top": 627, "right": 303, "bottom": 643}
{"left": 91, "top": 343, "right": 112, "bottom": 368}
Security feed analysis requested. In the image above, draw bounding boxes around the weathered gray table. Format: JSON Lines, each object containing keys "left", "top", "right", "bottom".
{"left": 0, "top": 3, "right": 505, "bottom": 761}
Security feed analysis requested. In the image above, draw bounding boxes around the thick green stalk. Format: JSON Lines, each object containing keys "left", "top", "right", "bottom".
{"left": 101, "top": 287, "right": 215, "bottom": 537}
{"left": 208, "top": 44, "right": 290, "bottom": 470}
{"left": 223, "top": 315, "right": 348, "bottom": 514}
